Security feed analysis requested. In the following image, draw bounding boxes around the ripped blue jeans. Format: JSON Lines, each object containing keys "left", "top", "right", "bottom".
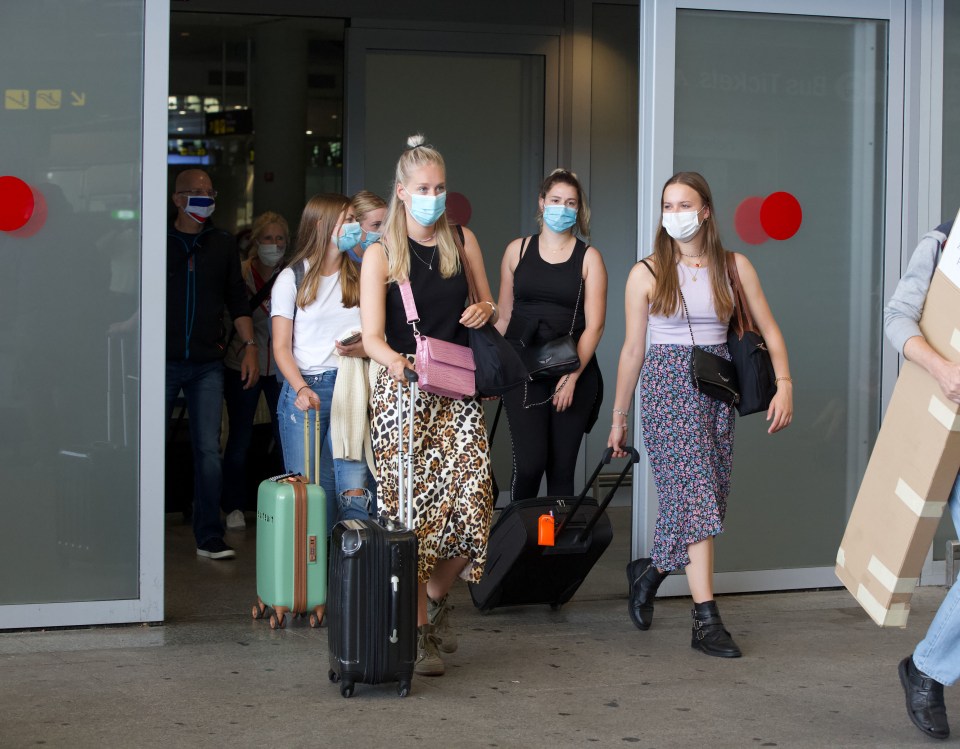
{"left": 277, "top": 371, "right": 376, "bottom": 533}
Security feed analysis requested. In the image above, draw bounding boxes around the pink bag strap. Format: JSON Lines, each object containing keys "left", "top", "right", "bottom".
{"left": 398, "top": 280, "right": 421, "bottom": 329}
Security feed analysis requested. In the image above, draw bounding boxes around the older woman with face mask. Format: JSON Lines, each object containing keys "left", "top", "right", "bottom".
{"left": 221, "top": 211, "right": 289, "bottom": 530}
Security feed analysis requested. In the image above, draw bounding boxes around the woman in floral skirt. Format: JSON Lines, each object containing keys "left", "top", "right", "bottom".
{"left": 608, "top": 171, "right": 793, "bottom": 657}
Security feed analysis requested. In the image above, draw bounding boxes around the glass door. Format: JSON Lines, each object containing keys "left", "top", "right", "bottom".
{"left": 635, "top": 0, "right": 906, "bottom": 593}
{"left": 0, "top": 0, "right": 166, "bottom": 628}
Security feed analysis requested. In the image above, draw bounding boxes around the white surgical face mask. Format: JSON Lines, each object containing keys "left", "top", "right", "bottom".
{"left": 257, "top": 243, "right": 284, "bottom": 267}
{"left": 662, "top": 207, "right": 704, "bottom": 243}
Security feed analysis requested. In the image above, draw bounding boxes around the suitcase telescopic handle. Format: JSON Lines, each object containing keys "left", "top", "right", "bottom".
{"left": 389, "top": 574, "right": 401, "bottom": 644}
{"left": 301, "top": 403, "right": 321, "bottom": 483}
{"left": 555, "top": 447, "right": 641, "bottom": 538}
{"left": 396, "top": 369, "right": 418, "bottom": 529}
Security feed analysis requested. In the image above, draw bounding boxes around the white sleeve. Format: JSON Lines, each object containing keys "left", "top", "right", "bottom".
{"left": 270, "top": 267, "right": 297, "bottom": 320}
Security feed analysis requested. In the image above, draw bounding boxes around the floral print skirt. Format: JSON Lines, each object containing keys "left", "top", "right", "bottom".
{"left": 640, "top": 344, "right": 735, "bottom": 572}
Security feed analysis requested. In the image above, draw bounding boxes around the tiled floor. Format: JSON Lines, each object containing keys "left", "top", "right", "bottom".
{"left": 0, "top": 511, "right": 954, "bottom": 748}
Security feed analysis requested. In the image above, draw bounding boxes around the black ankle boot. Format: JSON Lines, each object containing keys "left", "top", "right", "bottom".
{"left": 626, "top": 558, "right": 669, "bottom": 631}
{"left": 691, "top": 600, "right": 742, "bottom": 658}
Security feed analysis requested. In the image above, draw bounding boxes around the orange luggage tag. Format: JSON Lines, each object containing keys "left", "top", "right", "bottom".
{"left": 538, "top": 512, "right": 555, "bottom": 546}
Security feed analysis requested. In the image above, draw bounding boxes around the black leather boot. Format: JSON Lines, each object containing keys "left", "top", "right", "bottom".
{"left": 626, "top": 558, "right": 669, "bottom": 630}
{"left": 899, "top": 656, "right": 950, "bottom": 740}
{"left": 691, "top": 600, "right": 742, "bottom": 658}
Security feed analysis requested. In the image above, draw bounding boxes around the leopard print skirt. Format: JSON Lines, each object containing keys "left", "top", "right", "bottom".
{"left": 370, "top": 359, "right": 493, "bottom": 584}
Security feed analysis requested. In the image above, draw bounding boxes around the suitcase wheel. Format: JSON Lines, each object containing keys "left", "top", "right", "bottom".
{"left": 328, "top": 669, "right": 340, "bottom": 684}
{"left": 397, "top": 679, "right": 411, "bottom": 698}
{"left": 251, "top": 602, "right": 266, "bottom": 620}
{"left": 550, "top": 603, "right": 562, "bottom": 611}
{"left": 269, "top": 612, "right": 285, "bottom": 630}
{"left": 340, "top": 681, "right": 355, "bottom": 698}
{"left": 309, "top": 606, "right": 325, "bottom": 629}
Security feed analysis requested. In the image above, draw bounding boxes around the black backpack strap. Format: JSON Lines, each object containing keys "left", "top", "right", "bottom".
{"left": 291, "top": 260, "right": 305, "bottom": 323}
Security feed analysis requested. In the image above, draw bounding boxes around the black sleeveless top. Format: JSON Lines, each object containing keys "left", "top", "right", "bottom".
{"left": 505, "top": 234, "right": 588, "bottom": 347}
{"left": 384, "top": 238, "right": 469, "bottom": 355}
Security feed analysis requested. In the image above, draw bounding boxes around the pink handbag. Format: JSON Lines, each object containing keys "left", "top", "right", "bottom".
{"left": 399, "top": 280, "right": 476, "bottom": 399}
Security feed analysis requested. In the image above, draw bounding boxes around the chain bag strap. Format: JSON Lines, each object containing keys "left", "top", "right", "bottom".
{"left": 679, "top": 286, "right": 740, "bottom": 406}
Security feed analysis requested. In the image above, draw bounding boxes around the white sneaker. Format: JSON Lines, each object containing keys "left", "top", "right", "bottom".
{"left": 225, "top": 510, "right": 246, "bottom": 530}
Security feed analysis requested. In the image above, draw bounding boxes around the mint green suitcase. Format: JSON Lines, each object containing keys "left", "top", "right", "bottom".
{"left": 252, "top": 409, "right": 327, "bottom": 629}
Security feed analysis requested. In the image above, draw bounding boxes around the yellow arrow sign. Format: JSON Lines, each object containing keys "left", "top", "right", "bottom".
{"left": 70, "top": 91, "right": 85, "bottom": 107}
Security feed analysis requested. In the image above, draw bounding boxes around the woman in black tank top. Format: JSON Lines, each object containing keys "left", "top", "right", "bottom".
{"left": 495, "top": 169, "right": 608, "bottom": 502}
{"left": 360, "top": 134, "right": 499, "bottom": 678}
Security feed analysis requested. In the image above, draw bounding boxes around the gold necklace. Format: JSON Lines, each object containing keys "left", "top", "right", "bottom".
{"left": 681, "top": 261, "right": 704, "bottom": 283}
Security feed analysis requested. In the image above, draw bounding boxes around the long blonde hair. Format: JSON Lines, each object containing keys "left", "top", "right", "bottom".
{"left": 286, "top": 193, "right": 361, "bottom": 310}
{"left": 380, "top": 133, "right": 460, "bottom": 283}
{"left": 648, "top": 171, "right": 733, "bottom": 321}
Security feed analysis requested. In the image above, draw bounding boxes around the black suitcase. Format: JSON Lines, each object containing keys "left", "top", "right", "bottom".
{"left": 469, "top": 446, "right": 640, "bottom": 612}
{"left": 327, "top": 373, "right": 419, "bottom": 698}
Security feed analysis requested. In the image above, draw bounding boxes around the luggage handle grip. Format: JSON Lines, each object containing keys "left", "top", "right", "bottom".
{"left": 389, "top": 574, "right": 400, "bottom": 644}
{"left": 396, "top": 368, "right": 418, "bottom": 529}
{"left": 556, "top": 447, "right": 640, "bottom": 538}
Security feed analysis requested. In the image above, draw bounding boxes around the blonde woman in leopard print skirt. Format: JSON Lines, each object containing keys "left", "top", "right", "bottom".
{"left": 360, "top": 134, "right": 497, "bottom": 677}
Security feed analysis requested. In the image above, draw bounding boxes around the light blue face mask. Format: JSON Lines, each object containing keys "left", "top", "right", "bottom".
{"left": 543, "top": 204, "right": 577, "bottom": 233}
{"left": 360, "top": 231, "right": 381, "bottom": 250}
{"left": 336, "top": 222, "right": 362, "bottom": 252}
{"left": 408, "top": 192, "right": 446, "bottom": 227}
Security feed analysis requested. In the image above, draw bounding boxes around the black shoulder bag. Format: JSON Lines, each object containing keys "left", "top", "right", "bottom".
{"left": 725, "top": 252, "right": 775, "bottom": 416}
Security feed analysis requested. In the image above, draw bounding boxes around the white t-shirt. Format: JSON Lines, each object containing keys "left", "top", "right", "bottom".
{"left": 271, "top": 260, "right": 361, "bottom": 374}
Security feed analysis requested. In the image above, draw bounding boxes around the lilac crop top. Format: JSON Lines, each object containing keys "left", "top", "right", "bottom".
{"left": 647, "top": 263, "right": 731, "bottom": 345}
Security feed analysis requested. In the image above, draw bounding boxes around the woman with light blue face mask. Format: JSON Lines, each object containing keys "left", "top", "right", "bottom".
{"left": 359, "top": 133, "right": 498, "bottom": 677}
{"left": 348, "top": 189, "right": 388, "bottom": 262}
{"left": 495, "top": 168, "right": 608, "bottom": 506}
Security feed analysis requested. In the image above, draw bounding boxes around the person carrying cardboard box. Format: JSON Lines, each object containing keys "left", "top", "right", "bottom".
{"left": 885, "top": 218, "right": 958, "bottom": 741}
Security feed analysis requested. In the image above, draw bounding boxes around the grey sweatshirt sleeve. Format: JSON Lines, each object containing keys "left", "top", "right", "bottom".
{"left": 883, "top": 232, "right": 943, "bottom": 356}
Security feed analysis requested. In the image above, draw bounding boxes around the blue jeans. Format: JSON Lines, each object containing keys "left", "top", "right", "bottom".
{"left": 277, "top": 371, "right": 376, "bottom": 533}
{"left": 914, "top": 473, "right": 960, "bottom": 685}
{"left": 166, "top": 360, "right": 225, "bottom": 547}
{"left": 222, "top": 368, "right": 283, "bottom": 513}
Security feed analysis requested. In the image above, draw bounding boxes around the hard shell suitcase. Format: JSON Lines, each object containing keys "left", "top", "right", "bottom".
{"left": 469, "top": 446, "right": 640, "bottom": 612}
{"left": 251, "top": 408, "right": 327, "bottom": 629}
{"left": 327, "top": 372, "right": 419, "bottom": 698}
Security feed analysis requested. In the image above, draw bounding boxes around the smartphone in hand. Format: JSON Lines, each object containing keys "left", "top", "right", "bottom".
{"left": 337, "top": 331, "right": 362, "bottom": 346}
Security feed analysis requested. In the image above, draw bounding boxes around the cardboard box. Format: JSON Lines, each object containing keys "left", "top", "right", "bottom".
{"left": 836, "top": 260, "right": 960, "bottom": 626}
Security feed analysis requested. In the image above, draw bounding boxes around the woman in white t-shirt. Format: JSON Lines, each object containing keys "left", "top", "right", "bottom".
{"left": 272, "top": 193, "right": 373, "bottom": 530}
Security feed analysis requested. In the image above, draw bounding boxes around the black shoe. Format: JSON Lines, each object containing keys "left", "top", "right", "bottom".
{"left": 196, "top": 538, "right": 236, "bottom": 560}
{"left": 690, "top": 600, "right": 741, "bottom": 658}
{"left": 626, "top": 558, "right": 669, "bottom": 631}
{"left": 899, "top": 656, "right": 950, "bottom": 740}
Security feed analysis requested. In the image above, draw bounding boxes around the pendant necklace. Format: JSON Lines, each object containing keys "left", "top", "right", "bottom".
{"left": 678, "top": 247, "right": 706, "bottom": 282}
{"left": 411, "top": 240, "right": 438, "bottom": 270}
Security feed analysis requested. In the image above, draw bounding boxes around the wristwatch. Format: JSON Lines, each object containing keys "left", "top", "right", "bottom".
{"left": 242, "top": 339, "right": 257, "bottom": 347}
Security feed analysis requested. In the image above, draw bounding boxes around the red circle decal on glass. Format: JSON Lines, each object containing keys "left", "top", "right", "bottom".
{"left": 0, "top": 176, "right": 35, "bottom": 232}
{"left": 445, "top": 192, "right": 472, "bottom": 227}
{"left": 734, "top": 196, "right": 768, "bottom": 245}
{"left": 760, "top": 191, "right": 802, "bottom": 241}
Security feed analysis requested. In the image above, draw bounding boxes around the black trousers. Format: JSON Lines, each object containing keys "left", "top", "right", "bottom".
{"left": 503, "top": 360, "right": 602, "bottom": 501}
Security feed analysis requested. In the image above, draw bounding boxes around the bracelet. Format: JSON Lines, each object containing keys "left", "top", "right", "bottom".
{"left": 611, "top": 424, "right": 628, "bottom": 430}
{"left": 775, "top": 376, "right": 793, "bottom": 385}
{"left": 297, "top": 385, "right": 311, "bottom": 395}
{"left": 242, "top": 339, "right": 257, "bottom": 348}
{"left": 483, "top": 300, "right": 497, "bottom": 315}
{"left": 613, "top": 408, "right": 629, "bottom": 417}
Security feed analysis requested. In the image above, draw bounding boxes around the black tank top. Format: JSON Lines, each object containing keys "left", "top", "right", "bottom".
{"left": 505, "top": 234, "right": 587, "bottom": 346}
{"left": 384, "top": 237, "right": 469, "bottom": 355}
